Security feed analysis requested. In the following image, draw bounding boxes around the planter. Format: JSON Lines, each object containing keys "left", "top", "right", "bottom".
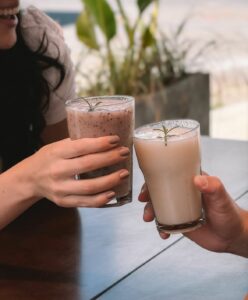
{"left": 135, "top": 73, "right": 210, "bottom": 135}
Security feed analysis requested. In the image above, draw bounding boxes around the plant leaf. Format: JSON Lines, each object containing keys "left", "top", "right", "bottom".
{"left": 142, "top": 25, "right": 155, "bottom": 48}
{"left": 175, "top": 17, "right": 189, "bottom": 39}
{"left": 137, "top": 0, "right": 154, "bottom": 14}
{"left": 83, "top": 0, "right": 116, "bottom": 41}
{"left": 115, "top": 0, "right": 133, "bottom": 43}
{"left": 76, "top": 10, "right": 99, "bottom": 50}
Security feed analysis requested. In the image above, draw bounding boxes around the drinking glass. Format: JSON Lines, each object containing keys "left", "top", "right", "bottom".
{"left": 66, "top": 96, "right": 134, "bottom": 207}
{"left": 134, "top": 119, "right": 204, "bottom": 233}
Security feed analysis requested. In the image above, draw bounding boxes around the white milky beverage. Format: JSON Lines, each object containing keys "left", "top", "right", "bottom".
{"left": 134, "top": 120, "right": 203, "bottom": 233}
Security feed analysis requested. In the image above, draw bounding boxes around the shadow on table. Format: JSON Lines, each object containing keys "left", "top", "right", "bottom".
{"left": 0, "top": 199, "right": 82, "bottom": 300}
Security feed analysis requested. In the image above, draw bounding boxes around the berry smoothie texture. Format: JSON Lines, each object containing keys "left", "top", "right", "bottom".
{"left": 66, "top": 97, "right": 134, "bottom": 199}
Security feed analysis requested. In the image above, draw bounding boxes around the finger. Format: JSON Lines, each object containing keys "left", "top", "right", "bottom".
{"left": 138, "top": 183, "right": 151, "bottom": 202}
{"left": 194, "top": 175, "right": 227, "bottom": 198}
{"left": 194, "top": 175, "right": 233, "bottom": 212}
{"left": 159, "top": 231, "right": 170, "bottom": 239}
{"left": 56, "top": 190, "right": 116, "bottom": 208}
{"left": 63, "top": 146, "right": 130, "bottom": 176}
{"left": 61, "top": 169, "right": 130, "bottom": 195}
{"left": 143, "top": 202, "right": 155, "bottom": 222}
{"left": 56, "top": 136, "right": 120, "bottom": 158}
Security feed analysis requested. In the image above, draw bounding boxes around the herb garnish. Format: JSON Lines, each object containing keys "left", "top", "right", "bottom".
{"left": 83, "top": 98, "right": 102, "bottom": 112}
{"left": 154, "top": 125, "right": 179, "bottom": 146}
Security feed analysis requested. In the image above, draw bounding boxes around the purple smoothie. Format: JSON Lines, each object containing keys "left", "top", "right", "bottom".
{"left": 66, "top": 96, "right": 134, "bottom": 206}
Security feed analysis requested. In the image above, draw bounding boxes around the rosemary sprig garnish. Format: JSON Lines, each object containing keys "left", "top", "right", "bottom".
{"left": 154, "top": 125, "right": 179, "bottom": 146}
{"left": 83, "top": 98, "right": 102, "bottom": 112}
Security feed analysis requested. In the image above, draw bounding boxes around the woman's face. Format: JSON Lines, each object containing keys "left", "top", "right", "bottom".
{"left": 0, "top": 0, "right": 20, "bottom": 49}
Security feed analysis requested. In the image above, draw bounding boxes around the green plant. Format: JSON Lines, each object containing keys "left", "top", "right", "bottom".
{"left": 76, "top": 0, "right": 159, "bottom": 96}
{"left": 82, "top": 98, "right": 102, "bottom": 111}
{"left": 75, "top": 1, "right": 215, "bottom": 97}
{"left": 153, "top": 18, "right": 216, "bottom": 87}
{"left": 154, "top": 125, "right": 179, "bottom": 146}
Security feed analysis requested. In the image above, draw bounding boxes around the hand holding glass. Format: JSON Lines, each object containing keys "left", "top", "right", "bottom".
{"left": 66, "top": 96, "right": 134, "bottom": 207}
{"left": 134, "top": 119, "right": 204, "bottom": 233}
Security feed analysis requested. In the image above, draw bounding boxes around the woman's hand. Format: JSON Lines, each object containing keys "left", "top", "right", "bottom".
{"left": 138, "top": 175, "right": 248, "bottom": 257}
{"left": 26, "top": 135, "right": 130, "bottom": 207}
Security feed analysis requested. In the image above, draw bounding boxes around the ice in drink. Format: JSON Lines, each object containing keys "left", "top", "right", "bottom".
{"left": 66, "top": 96, "right": 134, "bottom": 207}
{"left": 134, "top": 120, "right": 203, "bottom": 233}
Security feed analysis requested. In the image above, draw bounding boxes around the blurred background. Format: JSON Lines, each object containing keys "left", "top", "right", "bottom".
{"left": 22, "top": 0, "right": 248, "bottom": 140}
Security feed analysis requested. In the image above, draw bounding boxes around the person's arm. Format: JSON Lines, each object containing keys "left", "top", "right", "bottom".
{"left": 0, "top": 136, "right": 130, "bottom": 230}
{"left": 0, "top": 157, "right": 39, "bottom": 230}
{"left": 139, "top": 175, "right": 248, "bottom": 258}
{"left": 231, "top": 208, "right": 248, "bottom": 257}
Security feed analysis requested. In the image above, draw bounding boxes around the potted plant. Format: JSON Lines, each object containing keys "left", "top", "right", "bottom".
{"left": 75, "top": 0, "right": 213, "bottom": 134}
{"left": 135, "top": 19, "right": 215, "bottom": 134}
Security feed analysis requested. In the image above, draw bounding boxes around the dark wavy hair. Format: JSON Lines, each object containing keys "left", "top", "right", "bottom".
{"left": 0, "top": 12, "right": 65, "bottom": 171}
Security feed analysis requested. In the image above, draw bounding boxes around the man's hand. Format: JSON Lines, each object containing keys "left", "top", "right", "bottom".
{"left": 139, "top": 175, "right": 248, "bottom": 257}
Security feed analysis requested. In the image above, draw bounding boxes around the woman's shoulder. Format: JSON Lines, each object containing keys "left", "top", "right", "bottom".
{"left": 21, "top": 6, "right": 62, "bottom": 34}
{"left": 20, "top": 6, "right": 66, "bottom": 58}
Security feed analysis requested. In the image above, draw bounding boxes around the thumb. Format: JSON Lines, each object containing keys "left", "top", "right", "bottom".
{"left": 194, "top": 175, "right": 233, "bottom": 212}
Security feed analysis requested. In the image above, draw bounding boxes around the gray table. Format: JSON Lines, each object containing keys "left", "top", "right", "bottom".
{"left": 0, "top": 137, "right": 247, "bottom": 300}
{"left": 79, "top": 137, "right": 248, "bottom": 300}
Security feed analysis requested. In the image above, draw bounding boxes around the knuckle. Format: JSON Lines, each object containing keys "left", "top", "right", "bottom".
{"left": 96, "top": 137, "right": 108, "bottom": 148}
{"left": 81, "top": 159, "right": 93, "bottom": 172}
{"left": 78, "top": 200, "right": 91, "bottom": 208}
{"left": 105, "top": 174, "right": 120, "bottom": 190}
{"left": 49, "top": 167, "right": 60, "bottom": 181}
{"left": 212, "top": 176, "right": 223, "bottom": 191}
{"left": 50, "top": 181, "right": 64, "bottom": 198}
{"left": 93, "top": 195, "right": 109, "bottom": 207}
{"left": 110, "top": 149, "right": 121, "bottom": 161}
{"left": 81, "top": 182, "right": 95, "bottom": 194}
{"left": 74, "top": 196, "right": 92, "bottom": 207}
{"left": 73, "top": 141, "right": 84, "bottom": 155}
{"left": 46, "top": 143, "right": 59, "bottom": 157}
{"left": 113, "top": 172, "right": 122, "bottom": 185}
{"left": 38, "top": 144, "right": 51, "bottom": 159}
{"left": 94, "top": 200, "right": 105, "bottom": 208}
{"left": 52, "top": 195, "right": 64, "bottom": 207}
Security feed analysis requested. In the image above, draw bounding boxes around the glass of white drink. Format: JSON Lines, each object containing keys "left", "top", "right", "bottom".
{"left": 66, "top": 96, "right": 134, "bottom": 207}
{"left": 134, "top": 119, "right": 204, "bottom": 233}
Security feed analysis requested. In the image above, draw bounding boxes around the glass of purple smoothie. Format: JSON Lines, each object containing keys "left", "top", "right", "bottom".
{"left": 65, "top": 95, "right": 134, "bottom": 207}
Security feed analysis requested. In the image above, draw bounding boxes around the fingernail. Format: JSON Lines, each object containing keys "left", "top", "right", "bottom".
{"left": 109, "top": 135, "right": 120, "bottom": 144}
{"left": 138, "top": 185, "right": 147, "bottom": 201}
{"left": 106, "top": 191, "right": 115, "bottom": 199}
{"left": 144, "top": 205, "right": 150, "bottom": 215}
{"left": 141, "top": 185, "right": 146, "bottom": 193}
{"left": 119, "top": 147, "right": 130, "bottom": 157}
{"left": 159, "top": 231, "right": 170, "bottom": 239}
{"left": 138, "top": 193, "right": 145, "bottom": 201}
{"left": 120, "top": 170, "right": 130, "bottom": 179}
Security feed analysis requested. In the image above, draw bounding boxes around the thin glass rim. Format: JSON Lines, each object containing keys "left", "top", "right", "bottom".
{"left": 134, "top": 119, "right": 200, "bottom": 140}
{"left": 65, "top": 95, "right": 134, "bottom": 107}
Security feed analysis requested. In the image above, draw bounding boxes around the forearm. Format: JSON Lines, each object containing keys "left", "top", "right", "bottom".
{"left": 0, "top": 157, "right": 40, "bottom": 230}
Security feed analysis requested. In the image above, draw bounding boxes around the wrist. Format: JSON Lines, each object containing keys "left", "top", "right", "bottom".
{"left": 228, "top": 208, "right": 248, "bottom": 258}
{"left": 8, "top": 156, "right": 42, "bottom": 204}
{"left": 240, "top": 209, "right": 248, "bottom": 257}
{"left": 0, "top": 156, "right": 42, "bottom": 229}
